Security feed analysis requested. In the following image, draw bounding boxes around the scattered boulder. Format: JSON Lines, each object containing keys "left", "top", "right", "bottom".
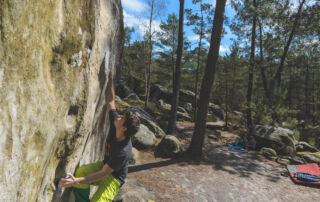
{"left": 132, "top": 124, "right": 157, "bottom": 150}
{"left": 179, "top": 89, "right": 196, "bottom": 105}
{"left": 150, "top": 84, "right": 172, "bottom": 103}
{"left": 208, "top": 130, "right": 222, "bottom": 140}
{"left": 126, "top": 107, "right": 166, "bottom": 138}
{"left": 176, "top": 111, "right": 192, "bottom": 122}
{"left": 116, "top": 82, "right": 132, "bottom": 98}
{"left": 206, "top": 122, "right": 225, "bottom": 130}
{"left": 295, "top": 141, "right": 319, "bottom": 153}
{"left": 128, "top": 147, "right": 140, "bottom": 165}
{"left": 155, "top": 135, "right": 183, "bottom": 158}
{"left": 113, "top": 179, "right": 155, "bottom": 202}
{"left": 260, "top": 147, "right": 277, "bottom": 159}
{"left": 253, "top": 125, "right": 297, "bottom": 156}
{"left": 208, "top": 103, "right": 225, "bottom": 120}
{"left": 124, "top": 93, "right": 141, "bottom": 101}
{"left": 297, "top": 152, "right": 320, "bottom": 164}
{"left": 157, "top": 99, "right": 171, "bottom": 111}
{"left": 115, "top": 96, "right": 131, "bottom": 111}
{"left": 278, "top": 155, "right": 306, "bottom": 164}
{"left": 177, "top": 106, "right": 187, "bottom": 113}
{"left": 183, "top": 103, "right": 193, "bottom": 114}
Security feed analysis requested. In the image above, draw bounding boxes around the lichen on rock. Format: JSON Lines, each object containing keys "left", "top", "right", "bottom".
{"left": 0, "top": 0, "right": 124, "bottom": 201}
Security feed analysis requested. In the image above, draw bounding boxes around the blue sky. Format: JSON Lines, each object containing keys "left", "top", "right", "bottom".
{"left": 122, "top": 0, "right": 236, "bottom": 54}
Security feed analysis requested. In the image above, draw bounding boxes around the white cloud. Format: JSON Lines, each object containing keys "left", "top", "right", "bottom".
{"left": 188, "top": 35, "right": 199, "bottom": 41}
{"left": 220, "top": 45, "right": 229, "bottom": 52}
{"left": 123, "top": 11, "right": 162, "bottom": 38}
{"left": 122, "top": 0, "right": 148, "bottom": 13}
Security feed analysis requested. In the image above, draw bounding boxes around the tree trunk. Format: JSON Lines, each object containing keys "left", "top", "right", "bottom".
{"left": 194, "top": 0, "right": 204, "bottom": 121}
{"left": 167, "top": 0, "right": 185, "bottom": 134}
{"left": 145, "top": 0, "right": 155, "bottom": 109}
{"left": 187, "top": 0, "right": 227, "bottom": 157}
{"left": 258, "top": 18, "right": 269, "bottom": 99}
{"left": 274, "top": 0, "right": 306, "bottom": 88}
{"left": 246, "top": 0, "right": 256, "bottom": 131}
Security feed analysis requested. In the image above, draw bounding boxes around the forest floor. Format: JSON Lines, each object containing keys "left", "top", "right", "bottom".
{"left": 127, "top": 121, "right": 320, "bottom": 202}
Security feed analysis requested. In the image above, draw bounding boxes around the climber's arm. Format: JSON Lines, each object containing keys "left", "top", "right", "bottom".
{"left": 58, "top": 164, "right": 114, "bottom": 188}
{"left": 106, "top": 69, "right": 116, "bottom": 112}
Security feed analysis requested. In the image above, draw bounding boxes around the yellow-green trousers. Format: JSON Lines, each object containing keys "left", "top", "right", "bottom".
{"left": 73, "top": 161, "right": 120, "bottom": 202}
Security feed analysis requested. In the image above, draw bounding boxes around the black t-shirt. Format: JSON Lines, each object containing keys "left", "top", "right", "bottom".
{"left": 103, "top": 110, "right": 132, "bottom": 186}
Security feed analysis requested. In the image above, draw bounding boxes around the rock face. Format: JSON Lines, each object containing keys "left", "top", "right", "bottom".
{"left": 0, "top": 1, "right": 123, "bottom": 201}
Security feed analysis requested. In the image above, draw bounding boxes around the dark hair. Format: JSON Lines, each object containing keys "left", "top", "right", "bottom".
{"left": 123, "top": 111, "right": 140, "bottom": 138}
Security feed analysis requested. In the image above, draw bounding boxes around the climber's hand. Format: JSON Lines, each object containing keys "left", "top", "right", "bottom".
{"left": 58, "top": 173, "right": 78, "bottom": 188}
{"left": 108, "top": 69, "right": 113, "bottom": 80}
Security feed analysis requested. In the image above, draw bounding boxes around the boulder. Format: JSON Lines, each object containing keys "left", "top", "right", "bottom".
{"left": 150, "top": 84, "right": 172, "bottom": 103}
{"left": 124, "top": 93, "right": 141, "bottom": 101}
{"left": 253, "top": 125, "right": 297, "bottom": 156}
{"left": 128, "top": 147, "right": 140, "bottom": 165}
{"left": 177, "top": 106, "right": 187, "bottom": 113}
{"left": 260, "top": 147, "right": 277, "bottom": 160}
{"left": 132, "top": 124, "right": 157, "bottom": 150}
{"left": 297, "top": 152, "right": 320, "bottom": 164}
{"left": 296, "top": 141, "right": 319, "bottom": 153}
{"left": 183, "top": 103, "right": 193, "bottom": 114}
{"left": 0, "top": 0, "right": 123, "bottom": 201}
{"left": 126, "top": 107, "right": 166, "bottom": 138}
{"left": 176, "top": 111, "right": 192, "bottom": 122}
{"left": 208, "top": 103, "right": 225, "bottom": 120}
{"left": 157, "top": 99, "right": 171, "bottom": 111}
{"left": 113, "top": 179, "right": 155, "bottom": 202}
{"left": 206, "top": 122, "right": 225, "bottom": 130}
{"left": 179, "top": 89, "right": 196, "bottom": 105}
{"left": 208, "top": 130, "right": 222, "bottom": 141}
{"left": 155, "top": 135, "right": 183, "bottom": 158}
{"left": 116, "top": 82, "right": 132, "bottom": 99}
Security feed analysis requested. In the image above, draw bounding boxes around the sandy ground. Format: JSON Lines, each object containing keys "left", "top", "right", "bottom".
{"left": 127, "top": 121, "right": 320, "bottom": 202}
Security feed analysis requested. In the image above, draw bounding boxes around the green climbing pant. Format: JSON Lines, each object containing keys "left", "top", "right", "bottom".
{"left": 73, "top": 161, "right": 120, "bottom": 202}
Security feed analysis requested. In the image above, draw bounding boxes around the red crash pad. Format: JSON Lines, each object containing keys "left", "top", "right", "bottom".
{"left": 287, "top": 163, "right": 320, "bottom": 186}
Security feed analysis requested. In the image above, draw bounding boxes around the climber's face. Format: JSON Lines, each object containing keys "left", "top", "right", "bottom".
{"left": 114, "top": 114, "right": 127, "bottom": 133}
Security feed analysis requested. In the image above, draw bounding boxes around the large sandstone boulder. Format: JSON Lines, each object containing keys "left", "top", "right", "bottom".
{"left": 155, "top": 135, "right": 183, "bottom": 158}
{"left": 113, "top": 179, "right": 155, "bottom": 202}
{"left": 295, "top": 141, "right": 319, "bottom": 153}
{"left": 126, "top": 107, "right": 166, "bottom": 138}
{"left": 132, "top": 124, "right": 157, "bottom": 150}
{"left": 253, "top": 125, "right": 297, "bottom": 157}
{"left": 128, "top": 147, "right": 140, "bottom": 165}
{"left": 208, "top": 102, "right": 225, "bottom": 120}
{"left": 0, "top": 1, "right": 123, "bottom": 201}
{"left": 179, "top": 89, "right": 196, "bottom": 105}
{"left": 150, "top": 84, "right": 172, "bottom": 103}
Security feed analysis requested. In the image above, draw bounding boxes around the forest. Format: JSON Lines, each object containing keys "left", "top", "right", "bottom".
{"left": 119, "top": 0, "right": 320, "bottom": 156}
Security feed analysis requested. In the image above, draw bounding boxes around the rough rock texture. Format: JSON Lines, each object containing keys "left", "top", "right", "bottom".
{"left": 0, "top": 1, "right": 123, "bottom": 201}
{"left": 253, "top": 125, "right": 297, "bottom": 156}
{"left": 132, "top": 124, "right": 157, "bottom": 150}
{"left": 296, "top": 141, "right": 319, "bottom": 153}
{"left": 297, "top": 152, "right": 320, "bottom": 164}
{"left": 155, "top": 135, "right": 183, "bottom": 158}
{"left": 128, "top": 147, "right": 140, "bottom": 165}
{"left": 113, "top": 179, "right": 155, "bottom": 202}
{"left": 208, "top": 102, "right": 225, "bottom": 120}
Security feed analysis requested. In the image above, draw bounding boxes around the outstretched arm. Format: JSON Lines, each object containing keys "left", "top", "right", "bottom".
{"left": 106, "top": 69, "right": 116, "bottom": 112}
{"left": 58, "top": 164, "right": 114, "bottom": 188}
